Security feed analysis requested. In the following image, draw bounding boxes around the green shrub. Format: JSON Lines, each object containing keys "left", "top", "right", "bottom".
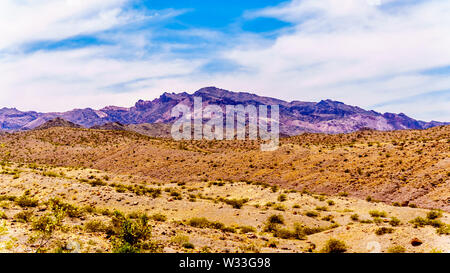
{"left": 88, "top": 178, "right": 107, "bottom": 187}
{"left": 436, "top": 225, "right": 450, "bottom": 235}
{"left": 85, "top": 220, "right": 107, "bottom": 233}
{"left": 350, "top": 214, "right": 359, "bottom": 221}
{"left": 188, "top": 217, "right": 234, "bottom": 233}
{"left": 239, "top": 226, "right": 256, "bottom": 234}
{"left": 188, "top": 217, "right": 212, "bottom": 228}
{"left": 369, "top": 210, "right": 387, "bottom": 218}
{"left": 273, "top": 228, "right": 296, "bottom": 239}
{"left": 0, "top": 210, "right": 7, "bottom": 219}
{"left": 305, "top": 211, "right": 319, "bottom": 217}
{"left": 218, "top": 198, "right": 249, "bottom": 209}
{"left": 16, "top": 195, "right": 39, "bottom": 208}
{"left": 375, "top": 227, "right": 394, "bottom": 236}
{"left": 14, "top": 211, "right": 33, "bottom": 223}
{"left": 182, "top": 242, "right": 195, "bottom": 249}
{"left": 389, "top": 217, "right": 401, "bottom": 226}
{"left": 277, "top": 194, "right": 287, "bottom": 202}
{"left": 267, "top": 214, "right": 284, "bottom": 224}
{"left": 112, "top": 213, "right": 153, "bottom": 253}
{"left": 48, "top": 198, "right": 84, "bottom": 218}
{"left": 273, "top": 204, "right": 285, "bottom": 211}
{"left": 321, "top": 215, "right": 334, "bottom": 222}
{"left": 150, "top": 213, "right": 167, "bottom": 222}
{"left": 264, "top": 214, "right": 285, "bottom": 233}
{"left": 427, "top": 210, "right": 442, "bottom": 220}
{"left": 321, "top": 239, "right": 347, "bottom": 253}
{"left": 387, "top": 245, "right": 406, "bottom": 253}
{"left": 410, "top": 217, "right": 428, "bottom": 227}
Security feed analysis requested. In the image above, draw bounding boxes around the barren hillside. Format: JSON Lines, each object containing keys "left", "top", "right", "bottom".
{"left": 0, "top": 126, "right": 448, "bottom": 211}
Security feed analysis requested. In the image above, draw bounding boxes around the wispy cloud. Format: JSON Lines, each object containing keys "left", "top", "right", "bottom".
{"left": 0, "top": 0, "right": 448, "bottom": 121}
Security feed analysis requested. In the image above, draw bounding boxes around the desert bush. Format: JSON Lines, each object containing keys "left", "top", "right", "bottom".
{"left": 171, "top": 234, "right": 190, "bottom": 245}
{"left": 305, "top": 211, "right": 319, "bottom": 218}
{"left": 16, "top": 195, "right": 39, "bottom": 208}
{"left": 369, "top": 210, "right": 387, "bottom": 218}
{"left": 42, "top": 171, "right": 60, "bottom": 178}
{"left": 169, "top": 190, "right": 183, "bottom": 200}
{"left": 88, "top": 178, "right": 107, "bottom": 187}
{"left": 264, "top": 214, "right": 285, "bottom": 233}
{"left": 188, "top": 217, "right": 234, "bottom": 233}
{"left": 387, "top": 245, "right": 406, "bottom": 253}
{"left": 277, "top": 194, "right": 287, "bottom": 202}
{"left": 375, "top": 227, "right": 394, "bottom": 235}
{"left": 15, "top": 211, "right": 33, "bottom": 223}
{"left": 410, "top": 217, "right": 428, "bottom": 228}
{"left": 0, "top": 210, "right": 7, "bottom": 219}
{"left": 273, "top": 228, "right": 296, "bottom": 239}
{"left": 321, "top": 215, "right": 334, "bottom": 222}
{"left": 48, "top": 198, "right": 84, "bottom": 218}
{"left": 111, "top": 213, "right": 154, "bottom": 253}
{"left": 350, "top": 214, "right": 359, "bottom": 221}
{"left": 218, "top": 198, "right": 249, "bottom": 209}
{"left": 239, "top": 226, "right": 256, "bottom": 234}
{"left": 321, "top": 239, "right": 347, "bottom": 253}
{"left": 389, "top": 217, "right": 401, "bottom": 227}
{"left": 436, "top": 225, "right": 450, "bottom": 235}
{"left": 267, "top": 214, "right": 284, "bottom": 225}
{"left": 31, "top": 207, "right": 66, "bottom": 252}
{"left": 188, "top": 217, "right": 211, "bottom": 228}
{"left": 85, "top": 220, "right": 107, "bottom": 233}
{"left": 315, "top": 206, "right": 328, "bottom": 212}
{"left": 273, "top": 204, "right": 285, "bottom": 211}
{"left": 150, "top": 213, "right": 167, "bottom": 222}
{"left": 0, "top": 195, "right": 16, "bottom": 202}
{"left": 182, "top": 242, "right": 195, "bottom": 249}
{"left": 426, "top": 210, "right": 442, "bottom": 220}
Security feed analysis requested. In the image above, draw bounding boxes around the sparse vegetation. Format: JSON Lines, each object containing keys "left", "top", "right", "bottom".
{"left": 387, "top": 245, "right": 406, "bottom": 253}
{"left": 0, "top": 125, "right": 448, "bottom": 253}
{"left": 321, "top": 239, "right": 347, "bottom": 253}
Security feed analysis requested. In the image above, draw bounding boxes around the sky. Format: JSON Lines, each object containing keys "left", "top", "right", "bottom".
{"left": 0, "top": 0, "right": 449, "bottom": 122}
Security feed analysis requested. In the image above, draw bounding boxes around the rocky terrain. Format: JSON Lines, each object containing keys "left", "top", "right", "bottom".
{"left": 0, "top": 124, "right": 448, "bottom": 253}
{"left": 1, "top": 87, "right": 447, "bottom": 134}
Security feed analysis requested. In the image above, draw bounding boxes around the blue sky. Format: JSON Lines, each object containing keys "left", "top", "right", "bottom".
{"left": 0, "top": 0, "right": 449, "bottom": 122}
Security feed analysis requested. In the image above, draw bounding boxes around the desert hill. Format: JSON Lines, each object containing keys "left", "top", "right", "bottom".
{"left": 0, "top": 125, "right": 448, "bottom": 253}
{"left": 34, "top": 117, "right": 83, "bottom": 130}
{"left": 0, "top": 125, "right": 448, "bottom": 211}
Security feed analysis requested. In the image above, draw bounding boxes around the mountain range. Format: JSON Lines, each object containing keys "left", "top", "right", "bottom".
{"left": 0, "top": 87, "right": 447, "bottom": 135}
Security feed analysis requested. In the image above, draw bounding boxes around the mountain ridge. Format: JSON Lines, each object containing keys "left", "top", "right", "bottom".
{"left": 0, "top": 87, "right": 448, "bottom": 135}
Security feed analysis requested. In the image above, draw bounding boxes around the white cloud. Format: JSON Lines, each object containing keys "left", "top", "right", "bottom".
{"left": 0, "top": 0, "right": 449, "bottom": 122}
{"left": 220, "top": 0, "right": 450, "bottom": 121}
{"left": 0, "top": 0, "right": 142, "bottom": 51}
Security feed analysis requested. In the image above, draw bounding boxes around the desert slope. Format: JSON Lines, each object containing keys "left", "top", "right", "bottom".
{"left": 0, "top": 125, "right": 448, "bottom": 211}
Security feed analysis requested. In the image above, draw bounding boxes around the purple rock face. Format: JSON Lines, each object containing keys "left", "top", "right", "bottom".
{"left": 0, "top": 87, "right": 447, "bottom": 135}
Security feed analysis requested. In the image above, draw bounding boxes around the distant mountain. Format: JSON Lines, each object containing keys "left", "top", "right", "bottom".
{"left": 34, "top": 117, "right": 82, "bottom": 130}
{"left": 91, "top": 122, "right": 127, "bottom": 131}
{"left": 0, "top": 87, "right": 448, "bottom": 135}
